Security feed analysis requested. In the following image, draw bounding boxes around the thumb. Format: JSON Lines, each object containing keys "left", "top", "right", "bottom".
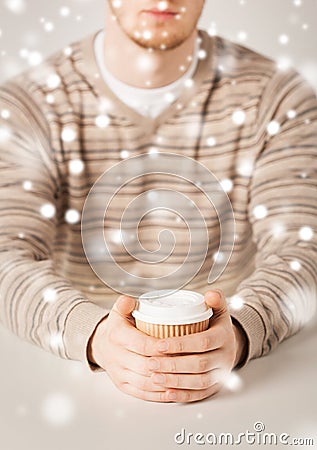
{"left": 204, "top": 289, "right": 228, "bottom": 317}
{"left": 113, "top": 295, "right": 137, "bottom": 319}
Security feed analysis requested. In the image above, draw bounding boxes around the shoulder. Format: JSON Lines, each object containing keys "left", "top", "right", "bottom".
{"left": 0, "top": 29, "right": 100, "bottom": 110}
{"left": 200, "top": 29, "right": 278, "bottom": 85}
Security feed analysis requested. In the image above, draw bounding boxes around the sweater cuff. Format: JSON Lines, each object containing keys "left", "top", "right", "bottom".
{"left": 229, "top": 303, "right": 266, "bottom": 367}
{"left": 63, "top": 301, "right": 110, "bottom": 372}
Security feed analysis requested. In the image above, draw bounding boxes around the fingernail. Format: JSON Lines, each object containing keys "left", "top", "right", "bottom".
{"left": 148, "top": 359, "right": 160, "bottom": 371}
{"left": 157, "top": 340, "right": 169, "bottom": 352}
{"left": 152, "top": 373, "right": 165, "bottom": 384}
{"left": 168, "top": 392, "right": 177, "bottom": 401}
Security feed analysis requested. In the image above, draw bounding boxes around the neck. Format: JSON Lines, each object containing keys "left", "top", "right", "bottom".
{"left": 103, "top": 6, "right": 198, "bottom": 89}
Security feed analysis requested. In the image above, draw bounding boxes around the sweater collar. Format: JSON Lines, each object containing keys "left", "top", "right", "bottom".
{"left": 76, "top": 28, "right": 218, "bottom": 135}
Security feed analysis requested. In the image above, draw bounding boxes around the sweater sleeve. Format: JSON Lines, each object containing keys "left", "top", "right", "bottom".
{"left": 229, "top": 69, "right": 317, "bottom": 366}
{"left": 0, "top": 83, "right": 109, "bottom": 371}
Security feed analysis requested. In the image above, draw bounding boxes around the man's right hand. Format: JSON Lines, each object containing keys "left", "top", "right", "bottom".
{"left": 87, "top": 295, "right": 173, "bottom": 402}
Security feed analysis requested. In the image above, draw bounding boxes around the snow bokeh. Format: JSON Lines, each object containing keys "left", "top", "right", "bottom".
{"left": 41, "top": 392, "right": 75, "bottom": 426}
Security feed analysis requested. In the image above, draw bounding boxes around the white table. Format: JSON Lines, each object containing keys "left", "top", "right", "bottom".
{"left": 0, "top": 319, "right": 316, "bottom": 450}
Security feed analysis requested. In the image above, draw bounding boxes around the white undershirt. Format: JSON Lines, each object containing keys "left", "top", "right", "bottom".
{"left": 94, "top": 30, "right": 199, "bottom": 118}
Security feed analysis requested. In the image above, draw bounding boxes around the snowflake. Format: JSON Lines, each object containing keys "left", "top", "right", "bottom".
{"left": 49, "top": 332, "right": 64, "bottom": 352}
{"left": 43, "top": 22, "right": 54, "bottom": 33}
{"left": 61, "top": 127, "right": 77, "bottom": 143}
{"left": 278, "top": 34, "right": 289, "bottom": 45}
{"left": 290, "top": 260, "right": 301, "bottom": 271}
{"left": 120, "top": 149, "right": 130, "bottom": 159}
{"left": 287, "top": 109, "right": 297, "bottom": 119}
{"left": 41, "top": 393, "right": 75, "bottom": 426}
{"left": 299, "top": 226, "right": 313, "bottom": 241}
{"left": 43, "top": 288, "right": 57, "bottom": 303}
{"left": 237, "top": 159, "right": 253, "bottom": 177}
{"left": 198, "top": 49, "right": 207, "bottom": 59}
{"left": 95, "top": 114, "right": 110, "bottom": 128}
{"left": 157, "top": 1, "right": 168, "bottom": 11}
{"left": 112, "top": 0, "right": 122, "bottom": 8}
{"left": 65, "top": 209, "right": 81, "bottom": 224}
{"left": 28, "top": 51, "right": 43, "bottom": 66}
{"left": 22, "top": 180, "right": 32, "bottom": 190}
{"left": 1, "top": 109, "right": 10, "bottom": 119}
{"left": 40, "top": 203, "right": 56, "bottom": 219}
{"left": 69, "top": 159, "right": 85, "bottom": 175}
{"left": 224, "top": 371, "right": 243, "bottom": 391}
{"left": 46, "top": 73, "right": 61, "bottom": 89}
{"left": 4, "top": 0, "right": 26, "bottom": 14}
{"left": 59, "top": 6, "right": 70, "bottom": 17}
{"left": 0, "top": 125, "right": 11, "bottom": 142}
{"left": 206, "top": 136, "right": 216, "bottom": 147}
{"left": 253, "top": 204, "right": 268, "bottom": 219}
{"left": 232, "top": 110, "right": 246, "bottom": 126}
{"left": 237, "top": 31, "right": 247, "bottom": 42}
{"left": 228, "top": 295, "right": 244, "bottom": 310}
{"left": 220, "top": 178, "right": 233, "bottom": 193}
{"left": 46, "top": 94, "right": 55, "bottom": 104}
{"left": 267, "top": 121, "right": 280, "bottom": 136}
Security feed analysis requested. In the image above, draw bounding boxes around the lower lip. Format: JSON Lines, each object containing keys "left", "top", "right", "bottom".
{"left": 143, "top": 11, "right": 177, "bottom": 20}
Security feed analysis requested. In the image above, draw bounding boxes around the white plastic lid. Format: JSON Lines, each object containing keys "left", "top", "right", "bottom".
{"left": 132, "top": 290, "right": 213, "bottom": 325}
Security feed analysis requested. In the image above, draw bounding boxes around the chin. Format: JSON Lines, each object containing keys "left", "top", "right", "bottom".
{"left": 130, "top": 34, "right": 189, "bottom": 52}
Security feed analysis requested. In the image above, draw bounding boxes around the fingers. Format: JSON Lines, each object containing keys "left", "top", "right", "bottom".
{"left": 111, "top": 297, "right": 167, "bottom": 357}
{"left": 109, "top": 362, "right": 225, "bottom": 402}
{"left": 151, "top": 368, "right": 223, "bottom": 390}
{"left": 114, "top": 348, "right": 154, "bottom": 376}
{"left": 110, "top": 346, "right": 216, "bottom": 378}
{"left": 147, "top": 349, "right": 223, "bottom": 374}
{"left": 120, "top": 382, "right": 222, "bottom": 403}
{"left": 123, "top": 369, "right": 168, "bottom": 392}
{"left": 109, "top": 319, "right": 163, "bottom": 357}
{"left": 112, "top": 295, "right": 136, "bottom": 318}
{"left": 110, "top": 347, "right": 227, "bottom": 380}
{"left": 110, "top": 291, "right": 230, "bottom": 358}
{"left": 154, "top": 324, "right": 226, "bottom": 355}
{"left": 204, "top": 289, "right": 228, "bottom": 317}
{"left": 112, "top": 312, "right": 227, "bottom": 357}
{"left": 119, "top": 383, "right": 172, "bottom": 403}
{"left": 165, "top": 384, "right": 222, "bottom": 403}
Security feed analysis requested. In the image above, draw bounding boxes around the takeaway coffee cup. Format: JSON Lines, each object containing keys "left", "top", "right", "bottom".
{"left": 132, "top": 289, "right": 213, "bottom": 338}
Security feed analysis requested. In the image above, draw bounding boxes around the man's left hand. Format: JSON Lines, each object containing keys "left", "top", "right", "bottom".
{"left": 148, "top": 289, "right": 247, "bottom": 403}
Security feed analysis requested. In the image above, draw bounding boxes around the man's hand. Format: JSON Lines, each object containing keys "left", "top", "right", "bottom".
{"left": 88, "top": 295, "right": 172, "bottom": 401}
{"left": 146, "top": 289, "right": 247, "bottom": 402}
{"left": 88, "top": 290, "right": 247, "bottom": 403}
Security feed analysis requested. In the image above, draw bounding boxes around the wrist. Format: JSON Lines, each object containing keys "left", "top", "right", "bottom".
{"left": 87, "top": 330, "right": 98, "bottom": 366}
{"left": 87, "top": 315, "right": 108, "bottom": 367}
{"left": 232, "top": 320, "right": 248, "bottom": 368}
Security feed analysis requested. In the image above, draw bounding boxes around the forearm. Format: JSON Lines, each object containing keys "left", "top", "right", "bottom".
{"left": 229, "top": 239, "right": 317, "bottom": 365}
{"left": 228, "top": 69, "right": 317, "bottom": 365}
{"left": 0, "top": 248, "right": 109, "bottom": 368}
{"left": 0, "top": 85, "right": 109, "bottom": 369}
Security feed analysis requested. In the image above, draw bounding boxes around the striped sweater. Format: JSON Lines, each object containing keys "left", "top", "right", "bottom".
{"left": 0, "top": 29, "right": 316, "bottom": 371}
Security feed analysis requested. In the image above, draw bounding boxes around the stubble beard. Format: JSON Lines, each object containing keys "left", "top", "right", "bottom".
{"left": 128, "top": 31, "right": 190, "bottom": 52}
{"left": 109, "top": 4, "right": 194, "bottom": 52}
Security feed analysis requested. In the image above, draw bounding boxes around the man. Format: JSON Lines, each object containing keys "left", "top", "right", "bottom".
{"left": 0, "top": 0, "right": 316, "bottom": 403}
